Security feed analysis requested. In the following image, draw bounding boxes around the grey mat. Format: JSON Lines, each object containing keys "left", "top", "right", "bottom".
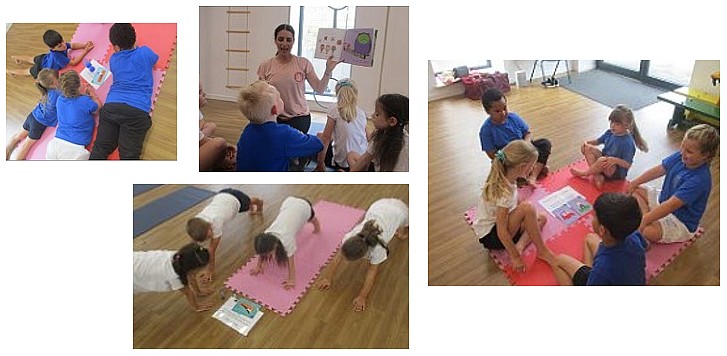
{"left": 133, "top": 184, "right": 163, "bottom": 196}
{"left": 561, "top": 70, "right": 667, "bottom": 110}
{"left": 133, "top": 186, "right": 215, "bottom": 238}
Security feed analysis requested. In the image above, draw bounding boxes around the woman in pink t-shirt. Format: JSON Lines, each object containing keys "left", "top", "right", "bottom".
{"left": 257, "top": 24, "right": 340, "bottom": 136}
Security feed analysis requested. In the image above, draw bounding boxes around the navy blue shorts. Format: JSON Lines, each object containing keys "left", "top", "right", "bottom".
{"left": 572, "top": 265, "right": 592, "bottom": 286}
{"left": 30, "top": 54, "right": 46, "bottom": 79}
{"left": 22, "top": 112, "right": 49, "bottom": 140}
{"left": 218, "top": 188, "right": 251, "bottom": 212}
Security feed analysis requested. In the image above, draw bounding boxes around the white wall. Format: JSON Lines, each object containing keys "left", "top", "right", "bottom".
{"left": 199, "top": 6, "right": 409, "bottom": 115}
{"left": 689, "top": 60, "right": 720, "bottom": 97}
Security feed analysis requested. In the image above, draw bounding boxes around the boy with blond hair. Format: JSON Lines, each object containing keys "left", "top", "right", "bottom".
{"left": 236, "top": 81, "right": 323, "bottom": 171}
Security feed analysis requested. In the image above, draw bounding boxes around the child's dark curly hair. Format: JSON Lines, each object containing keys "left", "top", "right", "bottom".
{"left": 43, "top": 29, "right": 63, "bottom": 48}
{"left": 171, "top": 243, "right": 211, "bottom": 285}
{"left": 371, "top": 94, "right": 409, "bottom": 172}
{"left": 109, "top": 23, "right": 136, "bottom": 50}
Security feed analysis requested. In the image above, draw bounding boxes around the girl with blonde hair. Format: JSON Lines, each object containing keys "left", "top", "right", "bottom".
{"left": 473, "top": 140, "right": 555, "bottom": 272}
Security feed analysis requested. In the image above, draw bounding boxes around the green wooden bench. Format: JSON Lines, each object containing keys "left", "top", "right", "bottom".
{"left": 657, "top": 91, "right": 720, "bottom": 129}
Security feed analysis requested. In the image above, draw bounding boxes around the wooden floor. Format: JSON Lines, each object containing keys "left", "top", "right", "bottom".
{"left": 428, "top": 85, "right": 720, "bottom": 286}
{"left": 5, "top": 23, "right": 177, "bottom": 160}
{"left": 133, "top": 184, "right": 409, "bottom": 348}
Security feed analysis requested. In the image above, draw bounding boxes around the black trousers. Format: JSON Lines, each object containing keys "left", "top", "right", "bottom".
{"left": 90, "top": 103, "right": 152, "bottom": 160}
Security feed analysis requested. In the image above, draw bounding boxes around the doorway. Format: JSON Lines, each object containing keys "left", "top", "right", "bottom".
{"left": 597, "top": 60, "right": 694, "bottom": 90}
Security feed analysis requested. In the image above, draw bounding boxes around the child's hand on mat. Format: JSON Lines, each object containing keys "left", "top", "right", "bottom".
{"left": 84, "top": 41, "right": 94, "bottom": 52}
{"left": 250, "top": 265, "right": 264, "bottom": 276}
{"left": 283, "top": 278, "right": 295, "bottom": 290}
{"left": 317, "top": 278, "right": 332, "bottom": 290}
{"left": 352, "top": 296, "right": 367, "bottom": 312}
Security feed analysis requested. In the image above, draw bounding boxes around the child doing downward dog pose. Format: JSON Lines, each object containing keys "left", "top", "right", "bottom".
{"left": 473, "top": 140, "right": 555, "bottom": 271}
{"left": 627, "top": 124, "right": 718, "bottom": 244}
{"left": 317, "top": 198, "right": 408, "bottom": 312}
{"left": 570, "top": 105, "right": 648, "bottom": 189}
{"left": 315, "top": 78, "right": 368, "bottom": 171}
{"left": 133, "top": 243, "right": 215, "bottom": 311}
{"left": 186, "top": 188, "right": 263, "bottom": 274}
{"left": 6, "top": 68, "right": 61, "bottom": 160}
{"left": 250, "top": 196, "right": 321, "bottom": 289}
{"left": 348, "top": 94, "right": 409, "bottom": 172}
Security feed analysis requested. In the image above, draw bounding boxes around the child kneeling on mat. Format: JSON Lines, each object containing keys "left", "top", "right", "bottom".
{"left": 250, "top": 196, "right": 321, "bottom": 290}
{"left": 133, "top": 243, "right": 215, "bottom": 311}
{"left": 186, "top": 188, "right": 263, "bottom": 274}
{"left": 550, "top": 193, "right": 646, "bottom": 286}
{"left": 627, "top": 124, "right": 718, "bottom": 244}
{"left": 473, "top": 139, "right": 555, "bottom": 272}
{"left": 317, "top": 198, "right": 408, "bottom": 312}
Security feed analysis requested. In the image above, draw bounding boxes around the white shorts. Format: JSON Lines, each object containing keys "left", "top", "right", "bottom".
{"left": 46, "top": 137, "right": 90, "bottom": 160}
{"left": 646, "top": 186, "right": 694, "bottom": 243}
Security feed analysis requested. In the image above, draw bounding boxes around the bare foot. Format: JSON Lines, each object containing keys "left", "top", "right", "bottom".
{"left": 396, "top": 226, "right": 409, "bottom": 240}
{"left": 594, "top": 175, "right": 605, "bottom": 190}
{"left": 7, "top": 70, "right": 19, "bottom": 77}
{"left": 12, "top": 56, "right": 23, "bottom": 65}
{"left": 570, "top": 167, "right": 588, "bottom": 177}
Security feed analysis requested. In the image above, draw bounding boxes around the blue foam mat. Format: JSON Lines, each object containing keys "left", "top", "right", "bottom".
{"left": 133, "top": 186, "right": 215, "bottom": 238}
{"left": 133, "top": 184, "right": 163, "bottom": 196}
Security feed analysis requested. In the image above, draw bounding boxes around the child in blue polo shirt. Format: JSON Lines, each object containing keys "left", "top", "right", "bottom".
{"left": 236, "top": 81, "right": 323, "bottom": 171}
{"left": 550, "top": 193, "right": 647, "bottom": 286}
{"left": 89, "top": 23, "right": 159, "bottom": 160}
{"left": 8, "top": 29, "right": 93, "bottom": 78}
{"left": 627, "top": 124, "right": 719, "bottom": 244}
{"left": 46, "top": 70, "right": 102, "bottom": 160}
{"left": 479, "top": 88, "right": 552, "bottom": 186}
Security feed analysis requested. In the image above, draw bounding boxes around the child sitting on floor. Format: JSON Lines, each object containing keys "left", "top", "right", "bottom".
{"left": 479, "top": 88, "right": 551, "bottom": 186}
{"left": 550, "top": 192, "right": 647, "bottom": 286}
{"left": 133, "top": 243, "right": 215, "bottom": 311}
{"left": 317, "top": 198, "right": 408, "bottom": 312}
{"left": 46, "top": 70, "right": 102, "bottom": 160}
{"left": 6, "top": 68, "right": 61, "bottom": 160}
{"left": 236, "top": 81, "right": 323, "bottom": 171}
{"left": 570, "top": 105, "right": 648, "bottom": 189}
{"left": 186, "top": 188, "right": 263, "bottom": 274}
{"left": 348, "top": 93, "right": 409, "bottom": 172}
{"left": 315, "top": 78, "right": 368, "bottom": 171}
{"left": 472, "top": 139, "right": 555, "bottom": 272}
{"left": 627, "top": 124, "right": 718, "bottom": 244}
{"left": 7, "top": 29, "right": 93, "bottom": 78}
{"left": 250, "top": 196, "right": 321, "bottom": 290}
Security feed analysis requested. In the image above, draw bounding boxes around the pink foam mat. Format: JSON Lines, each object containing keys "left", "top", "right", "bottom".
{"left": 464, "top": 159, "right": 704, "bottom": 285}
{"left": 103, "top": 23, "right": 177, "bottom": 71}
{"left": 225, "top": 200, "right": 365, "bottom": 316}
{"left": 25, "top": 69, "right": 167, "bottom": 160}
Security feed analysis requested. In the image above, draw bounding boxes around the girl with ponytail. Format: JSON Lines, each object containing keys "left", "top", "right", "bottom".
{"left": 473, "top": 140, "right": 555, "bottom": 272}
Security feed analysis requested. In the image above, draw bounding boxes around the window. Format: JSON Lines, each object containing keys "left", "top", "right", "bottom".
{"left": 430, "top": 60, "right": 492, "bottom": 74}
{"left": 290, "top": 6, "right": 355, "bottom": 97}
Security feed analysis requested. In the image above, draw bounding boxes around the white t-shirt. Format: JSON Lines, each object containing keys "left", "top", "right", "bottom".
{"left": 133, "top": 250, "right": 184, "bottom": 293}
{"left": 367, "top": 130, "right": 409, "bottom": 172}
{"left": 326, "top": 105, "right": 368, "bottom": 168}
{"left": 195, "top": 192, "right": 241, "bottom": 240}
{"left": 472, "top": 182, "right": 518, "bottom": 237}
{"left": 266, "top": 197, "right": 312, "bottom": 257}
{"left": 199, "top": 110, "right": 204, "bottom": 141}
{"left": 342, "top": 198, "right": 409, "bottom": 265}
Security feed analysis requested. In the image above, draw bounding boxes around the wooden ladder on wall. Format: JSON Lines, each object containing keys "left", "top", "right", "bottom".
{"left": 225, "top": 6, "right": 251, "bottom": 89}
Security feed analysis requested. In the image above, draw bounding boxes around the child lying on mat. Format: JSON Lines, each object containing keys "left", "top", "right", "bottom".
{"left": 46, "top": 70, "right": 102, "bottom": 160}
{"left": 473, "top": 140, "right": 555, "bottom": 271}
{"left": 133, "top": 243, "right": 215, "bottom": 311}
{"left": 236, "top": 81, "right": 323, "bottom": 171}
{"left": 317, "top": 198, "right": 408, "bottom": 312}
{"left": 187, "top": 188, "right": 263, "bottom": 274}
{"left": 627, "top": 124, "right": 718, "bottom": 244}
{"left": 479, "top": 88, "right": 551, "bottom": 186}
{"left": 6, "top": 69, "right": 60, "bottom": 160}
{"left": 7, "top": 29, "right": 94, "bottom": 78}
{"left": 570, "top": 105, "right": 648, "bottom": 189}
{"left": 550, "top": 193, "right": 646, "bottom": 286}
{"left": 250, "top": 196, "right": 321, "bottom": 290}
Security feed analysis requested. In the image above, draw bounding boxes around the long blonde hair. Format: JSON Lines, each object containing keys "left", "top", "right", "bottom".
{"left": 483, "top": 140, "right": 537, "bottom": 202}
{"left": 335, "top": 78, "right": 358, "bottom": 123}
{"left": 609, "top": 105, "right": 648, "bottom": 152}
{"left": 36, "top": 68, "right": 59, "bottom": 106}
{"left": 59, "top": 70, "right": 81, "bottom": 98}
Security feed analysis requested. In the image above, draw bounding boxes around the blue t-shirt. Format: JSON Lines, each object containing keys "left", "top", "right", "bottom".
{"left": 31, "top": 89, "right": 62, "bottom": 127}
{"left": 236, "top": 122, "right": 324, "bottom": 172}
{"left": 42, "top": 43, "right": 71, "bottom": 70}
{"left": 106, "top": 46, "right": 159, "bottom": 113}
{"left": 588, "top": 231, "right": 647, "bottom": 286}
{"left": 658, "top": 151, "right": 711, "bottom": 232}
{"left": 479, "top": 112, "right": 530, "bottom": 153}
{"left": 597, "top": 130, "right": 636, "bottom": 178}
{"left": 56, "top": 95, "right": 98, "bottom": 146}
